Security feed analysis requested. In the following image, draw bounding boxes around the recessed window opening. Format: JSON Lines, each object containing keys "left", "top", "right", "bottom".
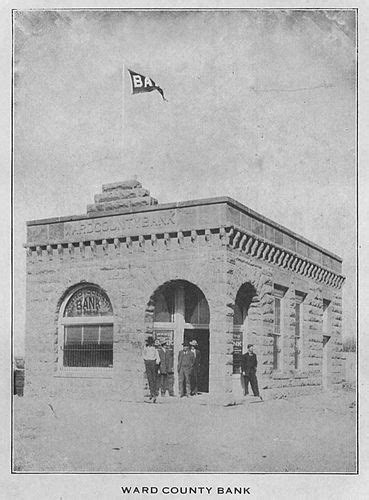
{"left": 294, "top": 291, "right": 306, "bottom": 370}
{"left": 272, "top": 284, "right": 288, "bottom": 371}
{"left": 60, "top": 285, "right": 114, "bottom": 369}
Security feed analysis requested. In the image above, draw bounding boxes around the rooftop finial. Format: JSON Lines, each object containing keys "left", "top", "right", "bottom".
{"left": 87, "top": 179, "right": 158, "bottom": 214}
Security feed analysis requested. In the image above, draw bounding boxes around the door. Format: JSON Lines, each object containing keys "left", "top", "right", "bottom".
{"left": 184, "top": 328, "right": 209, "bottom": 393}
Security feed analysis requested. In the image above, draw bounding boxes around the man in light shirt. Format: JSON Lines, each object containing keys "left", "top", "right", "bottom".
{"left": 143, "top": 336, "right": 160, "bottom": 402}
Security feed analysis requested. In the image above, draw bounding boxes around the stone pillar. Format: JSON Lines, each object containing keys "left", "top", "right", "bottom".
{"left": 208, "top": 287, "right": 234, "bottom": 404}
{"left": 258, "top": 270, "right": 274, "bottom": 386}
{"left": 305, "top": 285, "right": 323, "bottom": 386}
{"left": 330, "top": 291, "right": 344, "bottom": 387}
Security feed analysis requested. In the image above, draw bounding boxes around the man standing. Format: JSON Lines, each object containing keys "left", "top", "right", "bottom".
{"left": 143, "top": 336, "right": 160, "bottom": 403}
{"left": 241, "top": 344, "right": 263, "bottom": 400}
{"left": 177, "top": 342, "right": 195, "bottom": 397}
{"left": 155, "top": 339, "right": 175, "bottom": 396}
{"left": 189, "top": 340, "right": 201, "bottom": 395}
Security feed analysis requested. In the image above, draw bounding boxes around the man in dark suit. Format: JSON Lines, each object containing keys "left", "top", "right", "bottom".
{"left": 189, "top": 340, "right": 201, "bottom": 395}
{"left": 155, "top": 339, "right": 175, "bottom": 396}
{"left": 178, "top": 342, "right": 195, "bottom": 397}
{"left": 241, "top": 344, "right": 263, "bottom": 400}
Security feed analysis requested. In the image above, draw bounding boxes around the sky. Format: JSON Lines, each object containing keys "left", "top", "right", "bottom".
{"left": 13, "top": 9, "right": 356, "bottom": 355}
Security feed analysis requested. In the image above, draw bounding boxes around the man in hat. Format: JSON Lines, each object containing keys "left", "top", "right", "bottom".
{"left": 155, "top": 339, "right": 175, "bottom": 397}
{"left": 143, "top": 336, "right": 160, "bottom": 402}
{"left": 189, "top": 340, "right": 201, "bottom": 395}
{"left": 241, "top": 344, "right": 263, "bottom": 400}
{"left": 177, "top": 342, "right": 195, "bottom": 397}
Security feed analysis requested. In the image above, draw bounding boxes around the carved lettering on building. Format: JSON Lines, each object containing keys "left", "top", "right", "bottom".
{"left": 64, "top": 211, "right": 177, "bottom": 240}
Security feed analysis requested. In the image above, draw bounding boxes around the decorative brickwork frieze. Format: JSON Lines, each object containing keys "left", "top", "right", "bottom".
{"left": 226, "top": 226, "right": 344, "bottom": 290}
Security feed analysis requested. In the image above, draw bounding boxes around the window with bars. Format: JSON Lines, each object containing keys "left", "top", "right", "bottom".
{"left": 61, "top": 285, "right": 114, "bottom": 369}
{"left": 294, "top": 291, "right": 306, "bottom": 370}
{"left": 274, "top": 296, "right": 281, "bottom": 334}
{"left": 63, "top": 324, "right": 113, "bottom": 367}
{"left": 272, "top": 285, "right": 287, "bottom": 370}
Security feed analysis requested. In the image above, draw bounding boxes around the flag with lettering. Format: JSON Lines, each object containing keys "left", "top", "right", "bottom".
{"left": 128, "top": 69, "right": 167, "bottom": 101}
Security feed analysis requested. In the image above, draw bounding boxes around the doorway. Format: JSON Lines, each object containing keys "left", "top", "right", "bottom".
{"left": 184, "top": 328, "right": 209, "bottom": 393}
{"left": 147, "top": 280, "right": 210, "bottom": 395}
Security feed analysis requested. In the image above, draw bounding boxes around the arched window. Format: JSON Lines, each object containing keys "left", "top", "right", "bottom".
{"left": 59, "top": 285, "right": 114, "bottom": 370}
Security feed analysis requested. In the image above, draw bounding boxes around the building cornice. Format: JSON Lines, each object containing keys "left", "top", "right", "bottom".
{"left": 24, "top": 224, "right": 345, "bottom": 290}
{"left": 26, "top": 196, "right": 342, "bottom": 264}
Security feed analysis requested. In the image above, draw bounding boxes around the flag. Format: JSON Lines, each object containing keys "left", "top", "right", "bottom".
{"left": 128, "top": 68, "right": 167, "bottom": 101}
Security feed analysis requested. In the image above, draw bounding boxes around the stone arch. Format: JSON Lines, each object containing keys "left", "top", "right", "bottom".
{"left": 55, "top": 280, "right": 114, "bottom": 318}
{"left": 144, "top": 278, "right": 211, "bottom": 394}
{"left": 144, "top": 278, "right": 210, "bottom": 337}
{"left": 225, "top": 264, "right": 274, "bottom": 382}
{"left": 227, "top": 267, "right": 264, "bottom": 306}
{"left": 234, "top": 283, "right": 258, "bottom": 323}
{"left": 225, "top": 263, "right": 273, "bottom": 327}
{"left": 139, "top": 264, "right": 217, "bottom": 323}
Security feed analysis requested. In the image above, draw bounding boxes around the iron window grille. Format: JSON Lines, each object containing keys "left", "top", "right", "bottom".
{"left": 59, "top": 285, "right": 114, "bottom": 370}
{"left": 272, "top": 285, "right": 287, "bottom": 370}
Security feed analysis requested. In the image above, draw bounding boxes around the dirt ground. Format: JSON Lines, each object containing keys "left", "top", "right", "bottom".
{"left": 13, "top": 387, "right": 356, "bottom": 473}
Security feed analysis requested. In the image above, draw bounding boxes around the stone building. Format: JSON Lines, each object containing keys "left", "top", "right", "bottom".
{"left": 24, "top": 180, "right": 345, "bottom": 403}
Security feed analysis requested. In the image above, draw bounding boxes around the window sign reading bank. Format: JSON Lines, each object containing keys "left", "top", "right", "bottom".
{"left": 65, "top": 287, "right": 112, "bottom": 317}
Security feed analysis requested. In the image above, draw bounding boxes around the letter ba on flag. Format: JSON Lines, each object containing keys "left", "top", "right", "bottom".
{"left": 128, "top": 69, "right": 167, "bottom": 101}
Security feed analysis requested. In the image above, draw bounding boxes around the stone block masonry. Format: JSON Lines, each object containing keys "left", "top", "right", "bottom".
{"left": 24, "top": 180, "right": 345, "bottom": 403}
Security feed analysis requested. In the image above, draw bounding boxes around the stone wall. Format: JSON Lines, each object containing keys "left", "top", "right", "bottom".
{"left": 225, "top": 247, "right": 344, "bottom": 393}
{"left": 25, "top": 229, "right": 230, "bottom": 401}
{"left": 343, "top": 352, "right": 356, "bottom": 384}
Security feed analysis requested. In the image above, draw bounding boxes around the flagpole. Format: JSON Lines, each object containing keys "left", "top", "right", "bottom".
{"left": 122, "top": 63, "right": 125, "bottom": 161}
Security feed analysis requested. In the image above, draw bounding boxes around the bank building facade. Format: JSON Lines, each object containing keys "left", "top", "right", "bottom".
{"left": 24, "top": 180, "right": 345, "bottom": 403}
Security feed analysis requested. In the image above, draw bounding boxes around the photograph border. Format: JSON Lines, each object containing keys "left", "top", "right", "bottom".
{"left": 6, "top": 3, "right": 361, "bottom": 494}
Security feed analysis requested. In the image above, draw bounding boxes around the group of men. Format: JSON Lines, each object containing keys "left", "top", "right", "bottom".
{"left": 143, "top": 337, "right": 262, "bottom": 402}
{"left": 143, "top": 336, "right": 201, "bottom": 402}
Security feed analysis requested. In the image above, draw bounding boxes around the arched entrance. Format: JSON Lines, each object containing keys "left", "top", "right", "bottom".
{"left": 146, "top": 280, "right": 210, "bottom": 393}
{"left": 233, "top": 283, "right": 258, "bottom": 374}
